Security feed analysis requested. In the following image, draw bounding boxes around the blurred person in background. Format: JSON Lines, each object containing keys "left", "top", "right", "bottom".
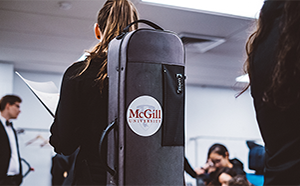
{"left": 0, "top": 95, "right": 22, "bottom": 185}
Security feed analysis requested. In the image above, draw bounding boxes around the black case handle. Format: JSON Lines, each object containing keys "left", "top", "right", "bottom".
{"left": 116, "top": 19, "right": 164, "bottom": 39}
{"left": 99, "top": 119, "right": 116, "bottom": 176}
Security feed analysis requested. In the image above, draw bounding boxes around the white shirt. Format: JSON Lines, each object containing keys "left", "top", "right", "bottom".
{"left": 0, "top": 115, "right": 20, "bottom": 175}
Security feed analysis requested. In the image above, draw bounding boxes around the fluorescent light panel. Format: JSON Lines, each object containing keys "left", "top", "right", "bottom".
{"left": 141, "top": 0, "right": 264, "bottom": 18}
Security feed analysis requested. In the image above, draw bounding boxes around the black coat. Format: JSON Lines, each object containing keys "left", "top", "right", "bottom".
{"left": 0, "top": 121, "right": 22, "bottom": 185}
{"left": 50, "top": 58, "right": 108, "bottom": 185}
{"left": 0, "top": 122, "right": 12, "bottom": 183}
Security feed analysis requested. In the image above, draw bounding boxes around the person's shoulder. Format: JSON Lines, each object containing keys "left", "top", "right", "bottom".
{"left": 230, "top": 158, "right": 243, "bottom": 165}
{"left": 63, "top": 57, "right": 105, "bottom": 79}
{"left": 230, "top": 158, "right": 245, "bottom": 175}
{"left": 66, "top": 60, "right": 86, "bottom": 73}
{"left": 89, "top": 57, "right": 105, "bottom": 68}
{"left": 63, "top": 60, "right": 87, "bottom": 77}
{"left": 85, "top": 57, "right": 105, "bottom": 75}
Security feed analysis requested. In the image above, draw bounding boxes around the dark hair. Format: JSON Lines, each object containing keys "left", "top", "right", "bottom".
{"left": 228, "top": 175, "right": 252, "bottom": 186}
{"left": 208, "top": 167, "right": 237, "bottom": 186}
{"left": 208, "top": 143, "right": 228, "bottom": 158}
{"left": 243, "top": 0, "right": 300, "bottom": 109}
{"left": 0, "top": 95, "right": 22, "bottom": 111}
{"left": 221, "top": 167, "right": 237, "bottom": 177}
{"left": 79, "top": 0, "right": 139, "bottom": 89}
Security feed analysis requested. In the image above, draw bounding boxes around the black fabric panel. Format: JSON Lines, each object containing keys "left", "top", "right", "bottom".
{"left": 125, "top": 62, "right": 162, "bottom": 103}
{"left": 124, "top": 62, "right": 184, "bottom": 185}
{"left": 162, "top": 64, "right": 185, "bottom": 146}
{"left": 127, "top": 29, "right": 184, "bottom": 66}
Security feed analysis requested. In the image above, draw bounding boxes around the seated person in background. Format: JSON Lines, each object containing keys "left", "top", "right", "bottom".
{"left": 228, "top": 175, "right": 253, "bottom": 186}
{"left": 207, "top": 167, "right": 237, "bottom": 186}
{"left": 216, "top": 167, "right": 237, "bottom": 186}
{"left": 211, "top": 167, "right": 252, "bottom": 186}
{"left": 195, "top": 143, "right": 245, "bottom": 185}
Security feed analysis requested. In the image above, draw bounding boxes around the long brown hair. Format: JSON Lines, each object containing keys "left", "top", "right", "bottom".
{"left": 243, "top": 0, "right": 300, "bottom": 109}
{"left": 79, "top": 0, "right": 138, "bottom": 89}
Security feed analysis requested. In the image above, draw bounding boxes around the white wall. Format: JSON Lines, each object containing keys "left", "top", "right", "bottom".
{"left": 0, "top": 62, "right": 14, "bottom": 97}
{"left": 184, "top": 85, "right": 263, "bottom": 185}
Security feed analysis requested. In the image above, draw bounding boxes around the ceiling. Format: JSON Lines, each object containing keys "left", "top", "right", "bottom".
{"left": 0, "top": 0, "right": 256, "bottom": 89}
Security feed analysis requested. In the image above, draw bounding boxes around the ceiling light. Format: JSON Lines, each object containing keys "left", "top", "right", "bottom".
{"left": 141, "top": 0, "right": 264, "bottom": 18}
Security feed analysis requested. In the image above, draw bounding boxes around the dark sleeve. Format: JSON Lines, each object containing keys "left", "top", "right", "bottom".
{"left": 51, "top": 154, "right": 69, "bottom": 185}
{"left": 184, "top": 157, "right": 197, "bottom": 178}
{"left": 50, "top": 63, "right": 84, "bottom": 155}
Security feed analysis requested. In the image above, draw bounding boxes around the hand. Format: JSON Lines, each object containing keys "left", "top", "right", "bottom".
{"left": 195, "top": 159, "right": 216, "bottom": 175}
{"left": 195, "top": 167, "right": 205, "bottom": 175}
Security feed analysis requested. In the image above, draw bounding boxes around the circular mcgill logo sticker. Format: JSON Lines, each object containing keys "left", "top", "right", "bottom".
{"left": 127, "top": 95, "right": 163, "bottom": 137}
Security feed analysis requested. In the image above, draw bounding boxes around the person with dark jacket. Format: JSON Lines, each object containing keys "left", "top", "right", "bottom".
{"left": 242, "top": 0, "right": 300, "bottom": 184}
{"left": 49, "top": 0, "right": 139, "bottom": 185}
{"left": 0, "top": 95, "right": 23, "bottom": 185}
